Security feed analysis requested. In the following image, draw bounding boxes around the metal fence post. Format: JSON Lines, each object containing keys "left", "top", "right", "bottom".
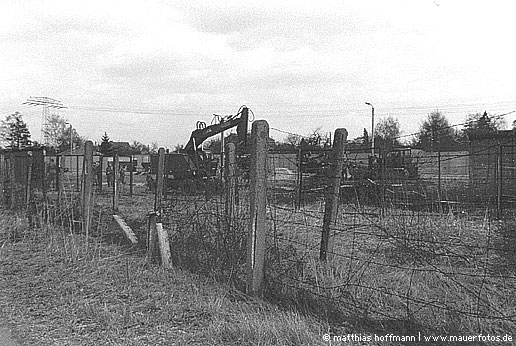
{"left": 10, "top": 152, "right": 16, "bottom": 209}
{"left": 225, "top": 143, "right": 236, "bottom": 229}
{"left": 154, "top": 148, "right": 165, "bottom": 216}
{"left": 56, "top": 155, "right": 62, "bottom": 205}
{"left": 129, "top": 155, "right": 134, "bottom": 198}
{"left": 83, "top": 141, "right": 94, "bottom": 238}
{"left": 113, "top": 155, "right": 119, "bottom": 213}
{"left": 438, "top": 150, "right": 442, "bottom": 213}
{"left": 25, "top": 152, "right": 33, "bottom": 209}
{"left": 320, "top": 128, "right": 347, "bottom": 262}
{"left": 98, "top": 156, "right": 103, "bottom": 193}
{"left": 0, "top": 153, "right": 5, "bottom": 206}
{"left": 76, "top": 155, "right": 80, "bottom": 192}
{"left": 497, "top": 144, "right": 502, "bottom": 219}
{"left": 297, "top": 147, "right": 303, "bottom": 210}
{"left": 247, "top": 120, "right": 269, "bottom": 296}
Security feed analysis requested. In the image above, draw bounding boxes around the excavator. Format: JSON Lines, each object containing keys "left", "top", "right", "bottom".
{"left": 150, "top": 106, "right": 250, "bottom": 193}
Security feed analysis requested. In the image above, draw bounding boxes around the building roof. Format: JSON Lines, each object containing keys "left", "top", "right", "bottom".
{"left": 108, "top": 142, "right": 140, "bottom": 156}
{"left": 469, "top": 130, "right": 516, "bottom": 142}
{"left": 59, "top": 146, "right": 102, "bottom": 156}
{"left": 59, "top": 142, "right": 140, "bottom": 156}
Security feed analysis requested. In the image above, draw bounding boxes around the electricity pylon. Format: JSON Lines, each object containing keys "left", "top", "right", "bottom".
{"left": 23, "top": 96, "right": 67, "bottom": 145}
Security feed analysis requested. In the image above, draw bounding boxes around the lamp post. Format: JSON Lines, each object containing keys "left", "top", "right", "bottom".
{"left": 69, "top": 124, "right": 73, "bottom": 154}
{"left": 65, "top": 122, "right": 73, "bottom": 153}
{"left": 365, "top": 102, "right": 374, "bottom": 156}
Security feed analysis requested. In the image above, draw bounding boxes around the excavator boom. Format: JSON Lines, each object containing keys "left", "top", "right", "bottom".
{"left": 184, "top": 106, "right": 249, "bottom": 152}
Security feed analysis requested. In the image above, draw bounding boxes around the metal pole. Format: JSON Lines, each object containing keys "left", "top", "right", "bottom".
{"left": 438, "top": 150, "right": 442, "bottom": 213}
{"left": 366, "top": 102, "right": 374, "bottom": 156}
{"left": 297, "top": 147, "right": 303, "bottom": 210}
{"left": 129, "top": 155, "right": 133, "bottom": 198}
{"left": 497, "top": 144, "right": 502, "bottom": 219}
{"left": 76, "top": 154, "right": 79, "bottom": 192}
{"left": 69, "top": 124, "right": 73, "bottom": 155}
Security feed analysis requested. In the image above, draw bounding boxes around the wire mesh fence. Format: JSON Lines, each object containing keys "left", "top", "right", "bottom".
{"left": 157, "top": 126, "right": 516, "bottom": 335}
{"left": 2, "top": 128, "right": 516, "bottom": 337}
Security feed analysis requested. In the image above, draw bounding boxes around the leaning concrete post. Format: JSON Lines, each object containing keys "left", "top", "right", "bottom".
{"left": 82, "top": 141, "right": 94, "bottom": 238}
{"left": 320, "top": 128, "right": 347, "bottom": 262}
{"left": 247, "top": 120, "right": 269, "bottom": 296}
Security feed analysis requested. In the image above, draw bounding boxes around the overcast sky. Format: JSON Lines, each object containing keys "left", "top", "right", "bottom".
{"left": 1, "top": 0, "right": 515, "bottom": 148}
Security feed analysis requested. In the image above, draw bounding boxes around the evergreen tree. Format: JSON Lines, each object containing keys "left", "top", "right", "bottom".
{"left": 462, "top": 111, "right": 504, "bottom": 140}
{"left": 99, "top": 132, "right": 112, "bottom": 155}
{"left": 0, "top": 112, "right": 32, "bottom": 149}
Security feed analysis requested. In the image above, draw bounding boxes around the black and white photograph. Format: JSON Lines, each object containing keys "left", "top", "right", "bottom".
{"left": 0, "top": 0, "right": 515, "bottom": 345}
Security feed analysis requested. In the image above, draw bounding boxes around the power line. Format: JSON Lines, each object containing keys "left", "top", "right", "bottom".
{"left": 23, "top": 96, "right": 67, "bottom": 144}
{"left": 393, "top": 110, "right": 516, "bottom": 141}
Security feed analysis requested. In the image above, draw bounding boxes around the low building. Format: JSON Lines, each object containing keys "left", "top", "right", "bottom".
{"left": 468, "top": 130, "right": 516, "bottom": 195}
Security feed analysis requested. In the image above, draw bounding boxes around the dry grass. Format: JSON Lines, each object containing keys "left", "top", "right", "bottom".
{"left": 5, "top": 176, "right": 515, "bottom": 346}
{"left": 264, "top": 202, "right": 516, "bottom": 339}
{"left": 0, "top": 200, "right": 334, "bottom": 346}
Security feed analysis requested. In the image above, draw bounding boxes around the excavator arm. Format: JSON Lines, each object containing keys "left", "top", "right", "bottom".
{"left": 184, "top": 106, "right": 249, "bottom": 153}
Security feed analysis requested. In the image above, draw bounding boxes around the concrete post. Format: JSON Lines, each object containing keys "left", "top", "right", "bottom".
{"left": 320, "top": 128, "right": 348, "bottom": 262}
{"left": 247, "top": 120, "right": 269, "bottom": 296}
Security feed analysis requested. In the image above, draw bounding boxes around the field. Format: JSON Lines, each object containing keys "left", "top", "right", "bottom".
{"left": 151, "top": 182, "right": 516, "bottom": 343}
{"left": 1, "top": 155, "right": 516, "bottom": 345}
{"left": 0, "top": 198, "right": 333, "bottom": 346}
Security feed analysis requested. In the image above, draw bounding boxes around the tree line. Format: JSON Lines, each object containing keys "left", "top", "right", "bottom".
{"left": 0, "top": 111, "right": 158, "bottom": 155}
{"left": 267, "top": 110, "right": 508, "bottom": 152}
{"left": 0, "top": 109, "right": 508, "bottom": 154}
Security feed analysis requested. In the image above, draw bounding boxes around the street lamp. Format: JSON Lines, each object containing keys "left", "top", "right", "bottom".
{"left": 365, "top": 102, "right": 374, "bottom": 156}
{"left": 65, "top": 122, "right": 73, "bottom": 154}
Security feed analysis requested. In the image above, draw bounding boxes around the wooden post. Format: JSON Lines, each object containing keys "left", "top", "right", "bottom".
{"left": 225, "top": 143, "right": 236, "bottom": 228}
{"left": 129, "top": 155, "right": 133, "bottom": 198}
{"left": 113, "top": 155, "right": 119, "bottom": 213}
{"left": 320, "top": 128, "right": 347, "bottom": 262}
{"left": 247, "top": 120, "right": 269, "bottom": 296}
{"left": 82, "top": 141, "right": 94, "bottom": 238}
